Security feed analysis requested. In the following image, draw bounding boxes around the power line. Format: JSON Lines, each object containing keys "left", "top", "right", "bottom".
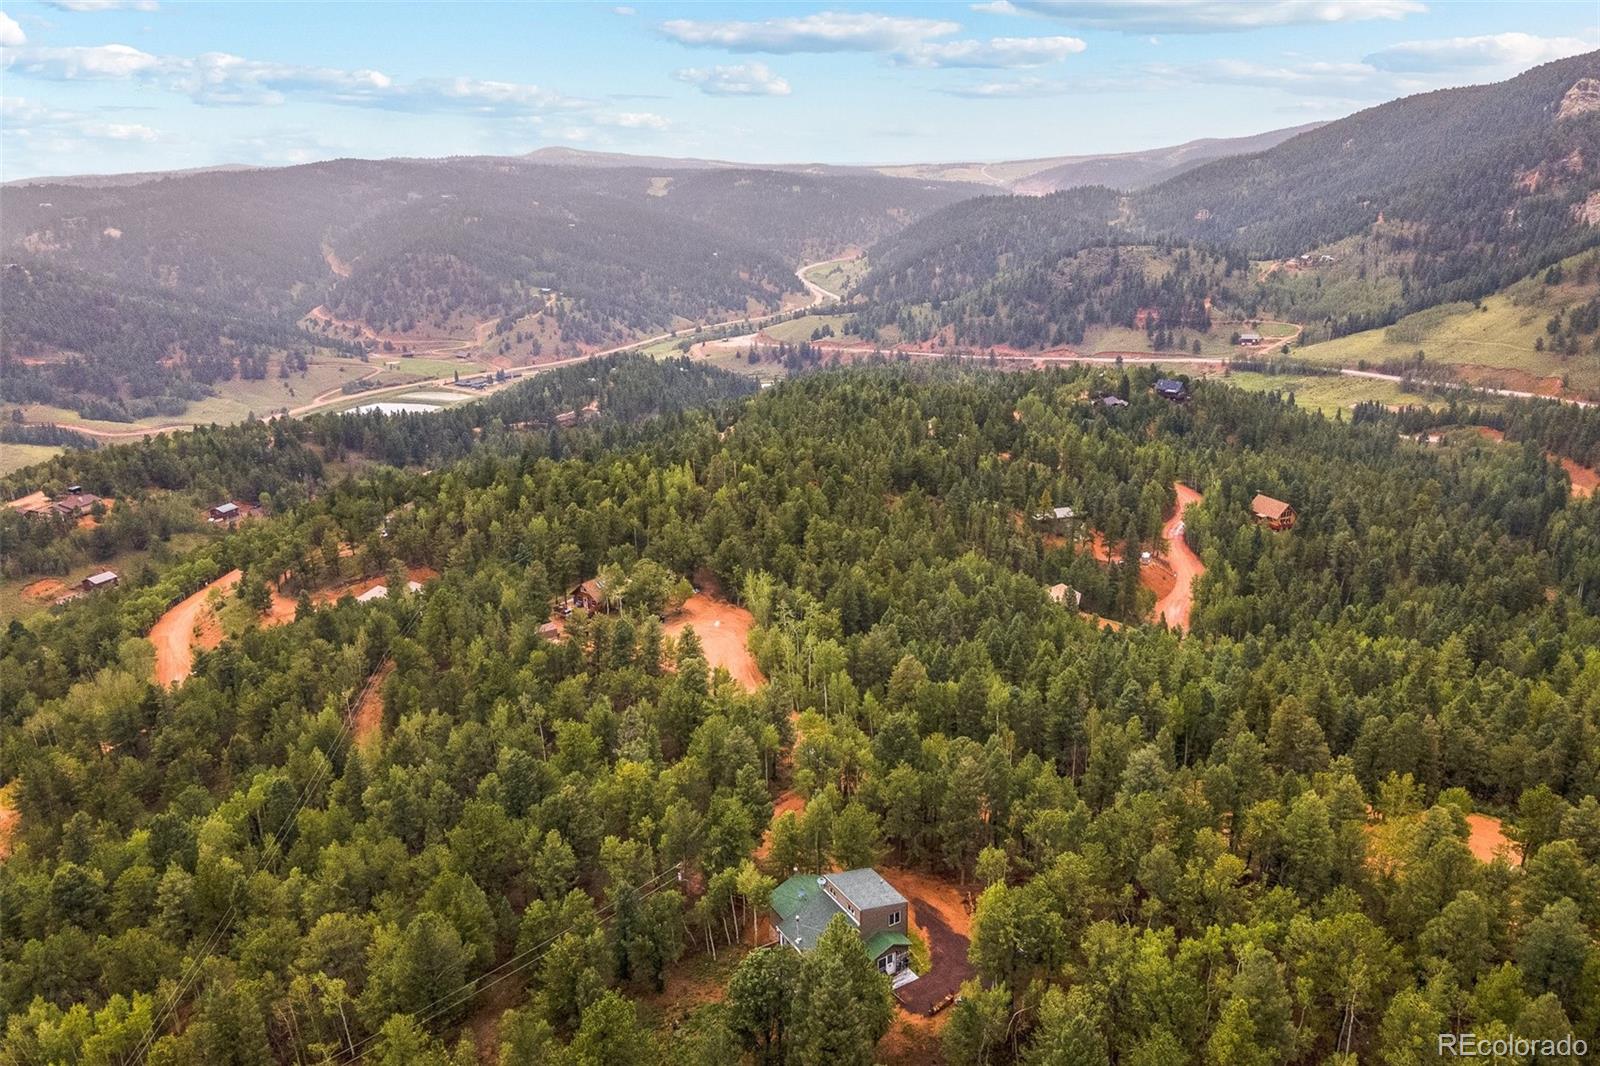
{"left": 325, "top": 863, "right": 683, "bottom": 1064}
{"left": 131, "top": 594, "right": 425, "bottom": 1063}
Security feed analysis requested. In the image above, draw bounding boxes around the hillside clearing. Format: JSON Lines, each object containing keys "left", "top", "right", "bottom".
{"left": 664, "top": 593, "right": 764, "bottom": 691}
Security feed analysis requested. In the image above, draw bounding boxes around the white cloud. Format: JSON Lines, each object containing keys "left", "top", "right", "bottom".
{"left": 1010, "top": 1, "right": 1424, "bottom": 34}
{"left": 2, "top": 94, "right": 163, "bottom": 144}
{"left": 1364, "top": 32, "right": 1593, "bottom": 73}
{"left": 673, "top": 61, "right": 792, "bottom": 96}
{"left": 941, "top": 75, "right": 1072, "bottom": 97}
{"left": 0, "top": 11, "right": 26, "bottom": 46}
{"left": 45, "top": 0, "right": 159, "bottom": 10}
{"left": 594, "top": 110, "right": 669, "bottom": 129}
{"left": 970, "top": 0, "right": 1019, "bottom": 12}
{"left": 658, "top": 11, "right": 960, "bottom": 53}
{"left": 2, "top": 43, "right": 595, "bottom": 115}
{"left": 612, "top": 5, "right": 636, "bottom": 14}
{"left": 897, "top": 34, "right": 1085, "bottom": 68}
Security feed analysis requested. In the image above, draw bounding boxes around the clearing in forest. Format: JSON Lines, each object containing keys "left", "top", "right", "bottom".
{"left": 149, "top": 569, "right": 242, "bottom": 686}
{"left": 352, "top": 661, "right": 394, "bottom": 749}
{"left": 664, "top": 593, "right": 764, "bottom": 691}
{"left": 0, "top": 783, "right": 18, "bottom": 861}
{"left": 1466, "top": 813, "right": 1523, "bottom": 866}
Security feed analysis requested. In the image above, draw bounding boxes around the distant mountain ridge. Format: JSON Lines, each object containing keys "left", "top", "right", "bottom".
{"left": 855, "top": 52, "right": 1600, "bottom": 349}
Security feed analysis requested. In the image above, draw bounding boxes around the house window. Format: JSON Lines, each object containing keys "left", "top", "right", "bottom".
{"left": 890, "top": 910, "right": 901, "bottom": 926}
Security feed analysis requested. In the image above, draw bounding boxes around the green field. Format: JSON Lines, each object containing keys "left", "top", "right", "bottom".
{"left": 0, "top": 444, "right": 65, "bottom": 477}
{"left": 374, "top": 355, "right": 489, "bottom": 378}
{"left": 1217, "top": 370, "right": 1425, "bottom": 416}
{"left": 1081, "top": 324, "right": 1236, "bottom": 358}
{"left": 759, "top": 313, "right": 853, "bottom": 344}
{"left": 1297, "top": 251, "right": 1600, "bottom": 395}
{"left": 18, "top": 356, "right": 371, "bottom": 432}
{"left": 802, "top": 257, "right": 867, "bottom": 298}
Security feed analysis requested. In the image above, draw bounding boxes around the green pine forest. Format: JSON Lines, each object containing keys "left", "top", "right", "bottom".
{"left": 3, "top": 353, "right": 1600, "bottom": 1065}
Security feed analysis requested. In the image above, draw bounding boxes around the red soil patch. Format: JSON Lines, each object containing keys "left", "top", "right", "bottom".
{"left": 263, "top": 589, "right": 297, "bottom": 627}
{"left": 1556, "top": 456, "right": 1598, "bottom": 498}
{"left": 21, "top": 578, "right": 67, "bottom": 603}
{"left": 6, "top": 491, "right": 48, "bottom": 513}
{"left": 352, "top": 661, "right": 393, "bottom": 749}
{"left": 664, "top": 593, "right": 764, "bottom": 691}
{"left": 1473, "top": 426, "right": 1507, "bottom": 443}
{"left": 1466, "top": 813, "right": 1523, "bottom": 867}
{"left": 76, "top": 497, "right": 114, "bottom": 530}
{"left": 0, "top": 796, "right": 18, "bottom": 861}
{"left": 1082, "top": 612, "right": 1124, "bottom": 632}
{"left": 149, "top": 569, "right": 242, "bottom": 687}
{"left": 755, "top": 789, "right": 806, "bottom": 862}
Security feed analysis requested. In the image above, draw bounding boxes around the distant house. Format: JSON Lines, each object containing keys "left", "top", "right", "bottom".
{"left": 1099, "top": 395, "right": 1129, "bottom": 408}
{"left": 1048, "top": 583, "right": 1082, "bottom": 607}
{"left": 538, "top": 620, "right": 564, "bottom": 641}
{"left": 81, "top": 570, "right": 118, "bottom": 592}
{"left": 49, "top": 490, "right": 100, "bottom": 518}
{"left": 1236, "top": 332, "right": 1262, "bottom": 346}
{"left": 1033, "top": 505, "right": 1076, "bottom": 523}
{"left": 209, "top": 502, "right": 241, "bottom": 522}
{"left": 355, "top": 579, "right": 423, "bottom": 603}
{"left": 1154, "top": 378, "right": 1188, "bottom": 402}
{"left": 571, "top": 578, "right": 610, "bottom": 612}
{"left": 1250, "top": 493, "right": 1297, "bottom": 531}
{"left": 771, "top": 869, "right": 912, "bottom": 977}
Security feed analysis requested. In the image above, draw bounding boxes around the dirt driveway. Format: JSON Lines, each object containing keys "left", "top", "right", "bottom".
{"left": 879, "top": 866, "right": 975, "bottom": 1016}
{"left": 1157, "top": 483, "right": 1204, "bottom": 631}
{"left": 150, "top": 569, "right": 242, "bottom": 686}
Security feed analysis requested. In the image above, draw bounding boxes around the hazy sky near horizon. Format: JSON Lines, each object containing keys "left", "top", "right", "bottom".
{"left": 0, "top": 1, "right": 1595, "bottom": 179}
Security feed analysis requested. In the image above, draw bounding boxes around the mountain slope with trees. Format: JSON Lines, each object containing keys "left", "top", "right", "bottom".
{"left": 2, "top": 361, "right": 1598, "bottom": 1064}
{"left": 858, "top": 53, "right": 1600, "bottom": 350}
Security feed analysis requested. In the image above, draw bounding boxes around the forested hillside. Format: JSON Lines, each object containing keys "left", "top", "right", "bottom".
{"left": 3, "top": 361, "right": 1598, "bottom": 1064}
{"left": 0, "top": 262, "right": 358, "bottom": 421}
{"left": 858, "top": 53, "right": 1600, "bottom": 350}
{"left": 0, "top": 158, "right": 979, "bottom": 411}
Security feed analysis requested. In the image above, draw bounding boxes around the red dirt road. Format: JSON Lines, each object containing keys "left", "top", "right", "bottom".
{"left": 1158, "top": 483, "right": 1204, "bottom": 631}
{"left": 150, "top": 569, "right": 241, "bottom": 686}
{"left": 664, "top": 594, "right": 764, "bottom": 691}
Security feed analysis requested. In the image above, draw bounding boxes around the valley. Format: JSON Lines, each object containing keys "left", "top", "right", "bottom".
{"left": 2, "top": 39, "right": 1599, "bottom": 1066}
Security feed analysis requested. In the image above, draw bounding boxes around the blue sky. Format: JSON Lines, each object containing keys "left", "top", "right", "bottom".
{"left": 1, "top": 1, "right": 1595, "bottom": 179}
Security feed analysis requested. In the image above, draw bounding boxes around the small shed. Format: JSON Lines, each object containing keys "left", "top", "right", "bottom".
{"left": 1154, "top": 378, "right": 1188, "bottom": 402}
{"left": 1048, "top": 583, "right": 1082, "bottom": 607}
{"left": 1099, "top": 395, "right": 1129, "bottom": 408}
{"left": 1250, "top": 493, "right": 1297, "bottom": 531}
{"left": 209, "top": 502, "right": 241, "bottom": 521}
{"left": 1237, "top": 332, "right": 1262, "bottom": 345}
{"left": 82, "top": 570, "right": 119, "bottom": 592}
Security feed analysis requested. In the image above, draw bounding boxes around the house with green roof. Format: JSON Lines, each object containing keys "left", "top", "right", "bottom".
{"left": 770, "top": 868, "right": 912, "bottom": 977}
